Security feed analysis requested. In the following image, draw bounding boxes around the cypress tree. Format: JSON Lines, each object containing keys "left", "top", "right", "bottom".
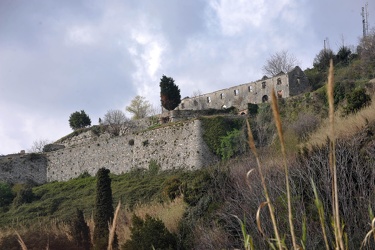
{"left": 71, "top": 208, "right": 91, "bottom": 250}
{"left": 93, "top": 168, "right": 117, "bottom": 250}
{"left": 160, "top": 75, "right": 181, "bottom": 111}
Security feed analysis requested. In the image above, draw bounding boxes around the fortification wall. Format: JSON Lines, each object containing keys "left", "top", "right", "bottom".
{"left": 46, "top": 119, "right": 217, "bottom": 182}
{"left": 0, "top": 119, "right": 218, "bottom": 184}
{"left": 0, "top": 153, "right": 47, "bottom": 184}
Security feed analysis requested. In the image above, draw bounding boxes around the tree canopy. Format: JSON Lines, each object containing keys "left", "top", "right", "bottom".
{"left": 102, "top": 109, "right": 128, "bottom": 136}
{"left": 126, "top": 95, "right": 152, "bottom": 119}
{"left": 262, "top": 50, "right": 299, "bottom": 76}
{"left": 93, "top": 168, "right": 117, "bottom": 250}
{"left": 69, "top": 110, "right": 91, "bottom": 130}
{"left": 160, "top": 75, "right": 181, "bottom": 111}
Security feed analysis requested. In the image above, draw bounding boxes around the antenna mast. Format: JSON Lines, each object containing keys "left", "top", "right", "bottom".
{"left": 362, "top": 2, "right": 369, "bottom": 38}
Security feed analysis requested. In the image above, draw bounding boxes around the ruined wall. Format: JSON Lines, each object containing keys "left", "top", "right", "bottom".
{"left": 178, "top": 66, "right": 308, "bottom": 111}
{"left": 0, "top": 153, "right": 47, "bottom": 184}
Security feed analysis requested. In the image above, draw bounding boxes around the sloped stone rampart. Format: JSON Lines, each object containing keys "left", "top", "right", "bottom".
{"left": 0, "top": 119, "right": 218, "bottom": 183}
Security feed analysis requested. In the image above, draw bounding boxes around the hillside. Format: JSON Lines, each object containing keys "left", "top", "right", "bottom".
{"left": 1, "top": 58, "right": 375, "bottom": 249}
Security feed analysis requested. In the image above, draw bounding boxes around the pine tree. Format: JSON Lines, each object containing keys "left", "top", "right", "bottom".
{"left": 93, "top": 168, "right": 117, "bottom": 250}
{"left": 160, "top": 75, "right": 181, "bottom": 111}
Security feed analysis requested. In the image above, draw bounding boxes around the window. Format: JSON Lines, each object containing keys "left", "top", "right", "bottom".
{"left": 277, "top": 78, "right": 282, "bottom": 85}
{"left": 262, "top": 95, "right": 268, "bottom": 102}
{"left": 296, "top": 77, "right": 301, "bottom": 84}
{"left": 220, "top": 93, "right": 225, "bottom": 99}
{"left": 207, "top": 96, "right": 211, "bottom": 103}
{"left": 277, "top": 90, "right": 283, "bottom": 98}
{"left": 234, "top": 89, "right": 239, "bottom": 96}
{"left": 181, "top": 103, "right": 185, "bottom": 109}
{"left": 262, "top": 81, "right": 266, "bottom": 88}
{"left": 248, "top": 86, "right": 253, "bottom": 92}
{"left": 194, "top": 100, "right": 198, "bottom": 106}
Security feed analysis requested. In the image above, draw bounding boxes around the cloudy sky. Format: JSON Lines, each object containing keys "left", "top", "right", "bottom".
{"left": 0, "top": 0, "right": 373, "bottom": 155}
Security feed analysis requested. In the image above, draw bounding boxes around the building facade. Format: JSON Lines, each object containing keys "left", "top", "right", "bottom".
{"left": 178, "top": 66, "right": 309, "bottom": 113}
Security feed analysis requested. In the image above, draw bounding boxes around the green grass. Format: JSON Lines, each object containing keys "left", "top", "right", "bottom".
{"left": 0, "top": 167, "right": 214, "bottom": 228}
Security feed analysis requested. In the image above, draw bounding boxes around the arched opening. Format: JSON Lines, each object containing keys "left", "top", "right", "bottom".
{"left": 262, "top": 95, "right": 268, "bottom": 103}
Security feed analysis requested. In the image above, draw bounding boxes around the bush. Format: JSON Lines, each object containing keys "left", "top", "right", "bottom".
{"left": 0, "top": 182, "right": 13, "bottom": 209}
{"left": 122, "top": 214, "right": 177, "bottom": 250}
{"left": 344, "top": 87, "right": 371, "bottom": 114}
{"left": 162, "top": 176, "right": 182, "bottom": 200}
{"left": 12, "top": 186, "right": 34, "bottom": 208}
{"left": 217, "top": 129, "right": 247, "bottom": 160}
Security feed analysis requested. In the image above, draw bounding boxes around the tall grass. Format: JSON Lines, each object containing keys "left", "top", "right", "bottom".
{"left": 242, "top": 59, "right": 352, "bottom": 249}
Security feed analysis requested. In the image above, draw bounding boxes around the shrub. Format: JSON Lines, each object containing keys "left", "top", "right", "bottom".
{"left": 162, "top": 176, "right": 182, "bottom": 200}
{"left": 12, "top": 186, "right": 34, "bottom": 208}
{"left": 217, "top": 129, "right": 247, "bottom": 160}
{"left": 344, "top": 87, "right": 371, "bottom": 114}
{"left": 0, "top": 182, "right": 13, "bottom": 209}
{"left": 122, "top": 214, "right": 177, "bottom": 250}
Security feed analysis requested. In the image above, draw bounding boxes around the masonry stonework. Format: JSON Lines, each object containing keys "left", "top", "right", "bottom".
{"left": 0, "top": 119, "right": 218, "bottom": 183}
{"left": 178, "top": 66, "right": 309, "bottom": 112}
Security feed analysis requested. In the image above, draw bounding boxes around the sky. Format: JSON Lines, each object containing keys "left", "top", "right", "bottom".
{"left": 0, "top": 0, "right": 374, "bottom": 155}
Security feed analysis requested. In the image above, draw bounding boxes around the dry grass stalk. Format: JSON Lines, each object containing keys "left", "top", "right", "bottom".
{"left": 108, "top": 200, "right": 121, "bottom": 250}
{"left": 246, "top": 119, "right": 282, "bottom": 250}
{"left": 256, "top": 201, "right": 268, "bottom": 237}
{"left": 361, "top": 217, "right": 375, "bottom": 248}
{"left": 312, "top": 180, "right": 330, "bottom": 250}
{"left": 15, "top": 231, "right": 27, "bottom": 250}
{"left": 271, "top": 89, "right": 298, "bottom": 250}
{"left": 327, "top": 59, "right": 345, "bottom": 250}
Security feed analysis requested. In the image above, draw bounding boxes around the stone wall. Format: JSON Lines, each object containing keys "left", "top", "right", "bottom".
{"left": 0, "top": 153, "right": 47, "bottom": 184}
{"left": 0, "top": 119, "right": 218, "bottom": 184}
{"left": 47, "top": 119, "right": 216, "bottom": 182}
{"left": 178, "top": 66, "right": 309, "bottom": 112}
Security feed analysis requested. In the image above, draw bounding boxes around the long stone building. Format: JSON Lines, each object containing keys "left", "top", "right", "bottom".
{"left": 178, "top": 66, "right": 309, "bottom": 113}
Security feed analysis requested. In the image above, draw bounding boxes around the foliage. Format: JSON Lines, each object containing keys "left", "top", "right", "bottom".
{"left": 162, "top": 176, "right": 182, "bottom": 200}
{"left": 217, "top": 129, "right": 247, "bottom": 160}
{"left": 160, "top": 75, "right": 181, "bottom": 111}
{"left": 70, "top": 208, "right": 91, "bottom": 250}
{"left": 247, "top": 103, "right": 258, "bottom": 117}
{"left": 93, "top": 168, "right": 117, "bottom": 250}
{"left": 262, "top": 50, "right": 299, "bottom": 76}
{"left": 148, "top": 159, "right": 161, "bottom": 175}
{"left": 122, "top": 214, "right": 177, "bottom": 250}
{"left": 344, "top": 87, "right": 371, "bottom": 114}
{"left": 200, "top": 116, "right": 245, "bottom": 156}
{"left": 358, "top": 29, "right": 375, "bottom": 78}
{"left": 0, "top": 182, "right": 13, "bottom": 210}
{"left": 336, "top": 45, "right": 352, "bottom": 66}
{"left": 69, "top": 110, "right": 91, "bottom": 130}
{"left": 126, "top": 95, "right": 152, "bottom": 120}
{"left": 313, "top": 49, "right": 335, "bottom": 71}
{"left": 12, "top": 185, "right": 34, "bottom": 208}
{"left": 304, "top": 67, "right": 326, "bottom": 91}
{"left": 103, "top": 109, "right": 128, "bottom": 136}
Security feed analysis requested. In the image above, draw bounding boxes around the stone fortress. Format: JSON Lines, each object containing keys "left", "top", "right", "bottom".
{"left": 0, "top": 67, "right": 309, "bottom": 184}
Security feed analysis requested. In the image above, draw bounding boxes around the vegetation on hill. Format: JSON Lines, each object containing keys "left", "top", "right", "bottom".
{"left": 1, "top": 32, "right": 375, "bottom": 249}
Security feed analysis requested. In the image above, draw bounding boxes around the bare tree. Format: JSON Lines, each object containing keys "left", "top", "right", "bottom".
{"left": 28, "top": 139, "right": 51, "bottom": 153}
{"left": 192, "top": 90, "right": 206, "bottom": 110}
{"left": 126, "top": 95, "right": 152, "bottom": 120}
{"left": 262, "top": 50, "right": 299, "bottom": 76}
{"left": 103, "top": 109, "right": 128, "bottom": 135}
